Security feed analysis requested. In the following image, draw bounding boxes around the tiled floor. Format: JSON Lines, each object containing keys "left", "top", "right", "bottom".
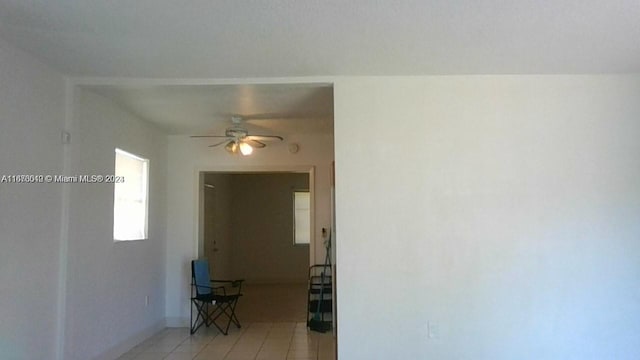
{"left": 117, "top": 322, "right": 336, "bottom": 360}
{"left": 118, "top": 283, "right": 336, "bottom": 360}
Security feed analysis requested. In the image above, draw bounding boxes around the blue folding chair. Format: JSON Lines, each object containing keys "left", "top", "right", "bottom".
{"left": 190, "top": 259, "right": 244, "bottom": 335}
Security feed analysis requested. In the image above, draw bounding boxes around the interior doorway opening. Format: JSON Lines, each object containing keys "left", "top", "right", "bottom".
{"left": 198, "top": 169, "right": 322, "bottom": 323}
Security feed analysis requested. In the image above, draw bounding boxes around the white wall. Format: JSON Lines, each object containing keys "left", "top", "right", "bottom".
{"left": 63, "top": 88, "right": 167, "bottom": 359}
{"left": 334, "top": 76, "right": 640, "bottom": 359}
{"left": 165, "top": 133, "right": 334, "bottom": 325}
{"left": 0, "top": 37, "right": 66, "bottom": 360}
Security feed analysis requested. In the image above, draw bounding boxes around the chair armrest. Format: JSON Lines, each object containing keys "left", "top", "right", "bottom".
{"left": 193, "top": 283, "right": 225, "bottom": 291}
{"left": 211, "top": 279, "right": 244, "bottom": 293}
{"left": 192, "top": 282, "right": 226, "bottom": 297}
{"left": 212, "top": 279, "right": 244, "bottom": 287}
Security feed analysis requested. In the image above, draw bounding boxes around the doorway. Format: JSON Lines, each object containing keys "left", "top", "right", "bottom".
{"left": 200, "top": 171, "right": 313, "bottom": 322}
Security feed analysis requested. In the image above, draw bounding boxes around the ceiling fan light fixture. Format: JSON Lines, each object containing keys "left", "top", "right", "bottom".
{"left": 239, "top": 141, "right": 253, "bottom": 155}
{"left": 191, "top": 116, "right": 284, "bottom": 155}
{"left": 225, "top": 141, "right": 238, "bottom": 154}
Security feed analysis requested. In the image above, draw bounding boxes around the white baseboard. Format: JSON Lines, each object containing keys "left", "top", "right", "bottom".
{"left": 92, "top": 319, "right": 166, "bottom": 360}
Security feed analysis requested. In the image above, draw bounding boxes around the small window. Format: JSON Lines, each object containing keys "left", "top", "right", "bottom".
{"left": 294, "top": 191, "right": 310, "bottom": 245}
{"left": 113, "top": 148, "right": 149, "bottom": 241}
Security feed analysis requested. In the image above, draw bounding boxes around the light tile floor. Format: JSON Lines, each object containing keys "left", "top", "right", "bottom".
{"left": 118, "top": 284, "right": 335, "bottom": 360}
{"left": 117, "top": 322, "right": 336, "bottom": 360}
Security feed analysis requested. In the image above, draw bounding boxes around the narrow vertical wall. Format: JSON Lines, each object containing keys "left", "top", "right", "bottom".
{"left": 0, "top": 37, "right": 66, "bottom": 360}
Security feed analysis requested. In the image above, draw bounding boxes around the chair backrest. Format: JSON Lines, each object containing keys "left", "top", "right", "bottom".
{"left": 192, "top": 259, "right": 212, "bottom": 296}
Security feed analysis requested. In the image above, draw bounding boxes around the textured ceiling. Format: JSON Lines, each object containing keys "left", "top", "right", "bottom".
{"left": 86, "top": 83, "right": 334, "bottom": 135}
{"left": 1, "top": 0, "right": 639, "bottom": 77}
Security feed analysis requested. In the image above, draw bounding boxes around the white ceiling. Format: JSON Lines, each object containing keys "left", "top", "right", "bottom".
{"left": 2, "top": 1, "right": 638, "bottom": 137}
{"left": 1, "top": 0, "right": 638, "bottom": 77}
{"left": 86, "top": 83, "right": 334, "bottom": 135}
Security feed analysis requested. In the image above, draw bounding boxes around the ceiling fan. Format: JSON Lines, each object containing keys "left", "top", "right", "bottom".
{"left": 190, "top": 116, "right": 284, "bottom": 155}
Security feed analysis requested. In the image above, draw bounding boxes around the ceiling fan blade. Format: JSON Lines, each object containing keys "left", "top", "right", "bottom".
{"left": 246, "top": 135, "right": 284, "bottom": 142}
{"left": 190, "top": 135, "right": 233, "bottom": 138}
{"left": 244, "top": 139, "right": 266, "bottom": 148}
{"left": 208, "top": 139, "right": 231, "bottom": 147}
{"left": 221, "top": 113, "right": 298, "bottom": 121}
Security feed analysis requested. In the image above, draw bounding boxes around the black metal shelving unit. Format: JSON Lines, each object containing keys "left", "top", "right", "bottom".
{"left": 307, "top": 264, "right": 333, "bottom": 330}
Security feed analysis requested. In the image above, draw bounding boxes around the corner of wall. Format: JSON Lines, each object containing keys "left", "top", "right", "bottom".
{"left": 91, "top": 319, "right": 166, "bottom": 360}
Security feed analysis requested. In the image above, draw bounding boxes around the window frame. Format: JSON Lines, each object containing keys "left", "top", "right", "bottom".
{"left": 113, "top": 148, "right": 149, "bottom": 242}
{"left": 292, "top": 189, "right": 311, "bottom": 246}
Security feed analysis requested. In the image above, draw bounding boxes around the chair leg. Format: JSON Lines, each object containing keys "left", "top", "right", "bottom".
{"left": 228, "top": 298, "right": 241, "bottom": 328}
{"left": 209, "top": 303, "right": 231, "bottom": 335}
{"left": 210, "top": 298, "right": 242, "bottom": 335}
{"left": 190, "top": 299, "right": 213, "bottom": 334}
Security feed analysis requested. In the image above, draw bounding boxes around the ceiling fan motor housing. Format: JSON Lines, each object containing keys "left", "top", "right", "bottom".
{"left": 225, "top": 127, "right": 248, "bottom": 139}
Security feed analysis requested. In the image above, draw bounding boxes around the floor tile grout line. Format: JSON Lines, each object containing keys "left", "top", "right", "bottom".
{"left": 249, "top": 321, "right": 272, "bottom": 360}
{"left": 223, "top": 321, "right": 265, "bottom": 360}
{"left": 258, "top": 322, "right": 294, "bottom": 360}
{"left": 189, "top": 323, "right": 245, "bottom": 360}
{"left": 220, "top": 323, "right": 247, "bottom": 360}
{"left": 185, "top": 330, "right": 220, "bottom": 359}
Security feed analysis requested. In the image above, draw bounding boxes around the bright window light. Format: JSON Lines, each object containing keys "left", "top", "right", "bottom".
{"left": 294, "top": 191, "right": 311, "bottom": 245}
{"left": 113, "top": 148, "right": 149, "bottom": 241}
